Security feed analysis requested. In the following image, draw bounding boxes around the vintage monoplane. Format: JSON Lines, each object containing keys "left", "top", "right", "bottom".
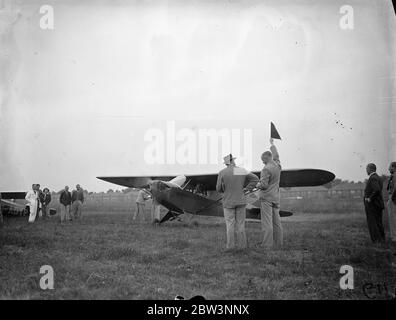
{"left": 99, "top": 123, "right": 335, "bottom": 223}
{"left": 97, "top": 168, "right": 335, "bottom": 223}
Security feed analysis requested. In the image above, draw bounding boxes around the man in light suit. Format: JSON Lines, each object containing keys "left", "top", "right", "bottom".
{"left": 386, "top": 162, "right": 396, "bottom": 242}
{"left": 216, "top": 154, "right": 258, "bottom": 249}
{"left": 25, "top": 184, "right": 39, "bottom": 223}
{"left": 364, "top": 163, "right": 385, "bottom": 243}
{"left": 134, "top": 189, "right": 150, "bottom": 222}
{"left": 71, "top": 184, "right": 84, "bottom": 220}
{"left": 256, "top": 138, "right": 283, "bottom": 249}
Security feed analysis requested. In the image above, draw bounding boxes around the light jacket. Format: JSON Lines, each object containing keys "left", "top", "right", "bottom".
{"left": 216, "top": 165, "right": 258, "bottom": 209}
{"left": 136, "top": 190, "right": 149, "bottom": 204}
{"left": 25, "top": 189, "right": 39, "bottom": 208}
{"left": 257, "top": 145, "right": 282, "bottom": 205}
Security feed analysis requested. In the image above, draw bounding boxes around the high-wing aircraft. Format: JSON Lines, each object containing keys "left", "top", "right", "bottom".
{"left": 0, "top": 192, "right": 29, "bottom": 216}
{"left": 97, "top": 168, "right": 335, "bottom": 223}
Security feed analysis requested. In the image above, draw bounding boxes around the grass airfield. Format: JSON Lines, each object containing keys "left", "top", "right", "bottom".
{"left": 1, "top": 210, "right": 395, "bottom": 300}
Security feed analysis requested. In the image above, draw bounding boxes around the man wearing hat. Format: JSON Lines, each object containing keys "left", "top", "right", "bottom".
{"left": 134, "top": 189, "right": 150, "bottom": 222}
{"left": 25, "top": 184, "right": 39, "bottom": 223}
{"left": 256, "top": 138, "right": 283, "bottom": 249}
{"left": 216, "top": 154, "right": 258, "bottom": 249}
{"left": 71, "top": 184, "right": 85, "bottom": 220}
{"left": 364, "top": 163, "right": 385, "bottom": 243}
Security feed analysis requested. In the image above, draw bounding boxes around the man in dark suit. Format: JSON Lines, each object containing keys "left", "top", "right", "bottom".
{"left": 39, "top": 188, "right": 52, "bottom": 219}
{"left": 59, "top": 186, "right": 72, "bottom": 224}
{"left": 364, "top": 163, "right": 385, "bottom": 243}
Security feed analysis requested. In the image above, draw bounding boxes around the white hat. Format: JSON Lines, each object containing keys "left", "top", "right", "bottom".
{"left": 223, "top": 154, "right": 236, "bottom": 165}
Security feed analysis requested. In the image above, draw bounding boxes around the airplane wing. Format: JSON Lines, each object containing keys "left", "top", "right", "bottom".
{"left": 278, "top": 169, "right": 335, "bottom": 188}
{"left": 97, "top": 168, "right": 335, "bottom": 190}
{"left": 0, "top": 199, "right": 26, "bottom": 210}
{"left": 1, "top": 198, "right": 28, "bottom": 216}
{"left": 96, "top": 176, "right": 175, "bottom": 188}
{"left": 0, "top": 192, "right": 27, "bottom": 200}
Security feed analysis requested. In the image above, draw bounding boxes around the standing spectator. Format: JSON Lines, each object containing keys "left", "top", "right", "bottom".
{"left": 34, "top": 184, "right": 43, "bottom": 220}
{"left": 134, "top": 189, "right": 150, "bottom": 222}
{"left": 151, "top": 198, "right": 161, "bottom": 224}
{"left": 71, "top": 184, "right": 84, "bottom": 220}
{"left": 256, "top": 138, "right": 283, "bottom": 249}
{"left": 364, "top": 163, "right": 385, "bottom": 243}
{"left": 39, "top": 188, "right": 51, "bottom": 219}
{"left": 59, "top": 186, "right": 72, "bottom": 223}
{"left": 216, "top": 154, "right": 258, "bottom": 250}
{"left": 25, "top": 184, "right": 39, "bottom": 223}
{"left": 149, "top": 183, "right": 161, "bottom": 224}
{"left": 386, "top": 162, "right": 396, "bottom": 242}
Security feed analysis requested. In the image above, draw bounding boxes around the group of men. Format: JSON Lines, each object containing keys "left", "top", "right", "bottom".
{"left": 130, "top": 138, "right": 283, "bottom": 248}
{"left": 24, "top": 183, "right": 84, "bottom": 224}
{"left": 25, "top": 184, "right": 52, "bottom": 222}
{"left": 216, "top": 138, "right": 282, "bottom": 250}
{"left": 364, "top": 162, "right": 396, "bottom": 244}
{"left": 130, "top": 138, "right": 396, "bottom": 249}
{"left": 216, "top": 142, "right": 396, "bottom": 250}
{"left": 59, "top": 184, "right": 85, "bottom": 223}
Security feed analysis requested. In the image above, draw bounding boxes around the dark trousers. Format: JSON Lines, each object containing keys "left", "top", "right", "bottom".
{"left": 35, "top": 202, "right": 40, "bottom": 221}
{"left": 41, "top": 204, "right": 49, "bottom": 218}
{"left": 364, "top": 202, "right": 385, "bottom": 243}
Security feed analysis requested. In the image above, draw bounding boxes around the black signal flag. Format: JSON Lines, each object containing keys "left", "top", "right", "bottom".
{"left": 270, "top": 122, "right": 281, "bottom": 140}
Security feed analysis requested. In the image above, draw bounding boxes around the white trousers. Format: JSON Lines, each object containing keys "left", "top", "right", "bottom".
{"left": 28, "top": 200, "right": 38, "bottom": 223}
{"left": 260, "top": 201, "right": 283, "bottom": 248}
{"left": 134, "top": 203, "right": 146, "bottom": 221}
{"left": 151, "top": 203, "right": 161, "bottom": 222}
{"left": 223, "top": 206, "right": 247, "bottom": 249}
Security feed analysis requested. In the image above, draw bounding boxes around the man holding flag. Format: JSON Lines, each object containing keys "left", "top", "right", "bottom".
{"left": 256, "top": 123, "right": 283, "bottom": 249}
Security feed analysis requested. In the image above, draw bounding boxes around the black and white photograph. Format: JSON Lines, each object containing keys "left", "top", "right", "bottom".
{"left": 0, "top": 0, "right": 395, "bottom": 305}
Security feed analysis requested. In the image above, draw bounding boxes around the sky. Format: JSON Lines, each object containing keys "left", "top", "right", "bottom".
{"left": 0, "top": 0, "right": 395, "bottom": 192}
